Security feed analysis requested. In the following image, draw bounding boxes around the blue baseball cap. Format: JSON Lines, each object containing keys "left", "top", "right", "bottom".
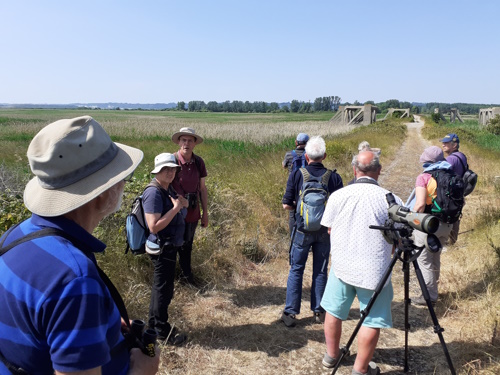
{"left": 440, "top": 133, "right": 459, "bottom": 143}
{"left": 296, "top": 133, "right": 309, "bottom": 143}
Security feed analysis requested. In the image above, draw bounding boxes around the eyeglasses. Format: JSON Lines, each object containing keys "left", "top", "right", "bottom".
{"left": 123, "top": 171, "right": 134, "bottom": 182}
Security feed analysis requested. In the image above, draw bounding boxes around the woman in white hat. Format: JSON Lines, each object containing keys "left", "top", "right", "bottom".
{"left": 142, "top": 153, "right": 188, "bottom": 345}
{"left": 0, "top": 116, "right": 159, "bottom": 375}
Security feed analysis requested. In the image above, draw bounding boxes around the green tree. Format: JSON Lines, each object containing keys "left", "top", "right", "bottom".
{"left": 313, "top": 97, "right": 323, "bottom": 112}
{"left": 177, "top": 101, "right": 186, "bottom": 111}
{"left": 290, "top": 100, "right": 300, "bottom": 113}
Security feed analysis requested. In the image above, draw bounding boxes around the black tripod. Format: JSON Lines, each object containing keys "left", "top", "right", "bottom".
{"left": 330, "top": 224, "right": 456, "bottom": 374}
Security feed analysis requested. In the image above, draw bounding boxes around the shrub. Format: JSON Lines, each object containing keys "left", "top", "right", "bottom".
{"left": 486, "top": 114, "right": 500, "bottom": 135}
{"left": 431, "top": 112, "right": 442, "bottom": 124}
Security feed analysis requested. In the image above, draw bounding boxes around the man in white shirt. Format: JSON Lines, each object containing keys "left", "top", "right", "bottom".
{"left": 319, "top": 151, "right": 403, "bottom": 375}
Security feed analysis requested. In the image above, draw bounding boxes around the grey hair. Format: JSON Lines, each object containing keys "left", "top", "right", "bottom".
{"left": 305, "top": 136, "right": 326, "bottom": 161}
{"left": 358, "top": 141, "right": 371, "bottom": 152}
{"left": 353, "top": 151, "right": 381, "bottom": 173}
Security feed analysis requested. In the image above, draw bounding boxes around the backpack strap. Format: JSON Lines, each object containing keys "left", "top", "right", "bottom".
{"left": 321, "top": 170, "right": 333, "bottom": 186}
{"left": 299, "top": 168, "right": 310, "bottom": 183}
{"left": 299, "top": 168, "right": 334, "bottom": 187}
{"left": 451, "top": 152, "right": 469, "bottom": 171}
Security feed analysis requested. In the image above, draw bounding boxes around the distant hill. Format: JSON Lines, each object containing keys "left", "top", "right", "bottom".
{"left": 0, "top": 102, "right": 178, "bottom": 110}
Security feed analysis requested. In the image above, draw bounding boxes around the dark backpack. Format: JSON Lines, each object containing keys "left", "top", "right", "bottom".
{"left": 427, "top": 169, "right": 465, "bottom": 224}
{"left": 290, "top": 150, "right": 307, "bottom": 173}
{"left": 295, "top": 168, "right": 333, "bottom": 232}
{"left": 454, "top": 154, "right": 478, "bottom": 196}
{"left": 125, "top": 180, "right": 166, "bottom": 255}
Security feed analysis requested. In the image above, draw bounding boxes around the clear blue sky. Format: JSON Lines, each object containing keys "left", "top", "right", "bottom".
{"left": 1, "top": 0, "right": 499, "bottom": 105}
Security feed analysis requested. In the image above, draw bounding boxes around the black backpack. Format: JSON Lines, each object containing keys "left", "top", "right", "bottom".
{"left": 454, "top": 154, "right": 478, "bottom": 196}
{"left": 427, "top": 169, "right": 465, "bottom": 224}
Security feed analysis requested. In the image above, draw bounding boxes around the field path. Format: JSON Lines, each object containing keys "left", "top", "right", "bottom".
{"left": 164, "top": 116, "right": 458, "bottom": 374}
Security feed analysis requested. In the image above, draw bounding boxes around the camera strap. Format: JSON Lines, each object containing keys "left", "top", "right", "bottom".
{"left": 355, "top": 177, "right": 379, "bottom": 186}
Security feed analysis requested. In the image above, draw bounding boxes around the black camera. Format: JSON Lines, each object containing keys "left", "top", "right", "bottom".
{"left": 129, "top": 319, "right": 157, "bottom": 357}
{"left": 185, "top": 192, "right": 198, "bottom": 209}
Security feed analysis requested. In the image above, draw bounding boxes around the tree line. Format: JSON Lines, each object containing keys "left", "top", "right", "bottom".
{"left": 174, "top": 98, "right": 499, "bottom": 115}
{"left": 176, "top": 96, "right": 342, "bottom": 113}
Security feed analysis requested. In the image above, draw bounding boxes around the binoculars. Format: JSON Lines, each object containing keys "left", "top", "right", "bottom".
{"left": 130, "top": 319, "right": 157, "bottom": 357}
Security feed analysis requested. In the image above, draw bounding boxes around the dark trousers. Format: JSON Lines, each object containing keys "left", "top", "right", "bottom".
{"left": 148, "top": 245, "right": 178, "bottom": 337}
{"left": 177, "top": 221, "right": 198, "bottom": 278}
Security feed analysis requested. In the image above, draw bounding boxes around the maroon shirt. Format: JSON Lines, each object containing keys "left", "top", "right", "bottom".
{"left": 172, "top": 151, "right": 208, "bottom": 223}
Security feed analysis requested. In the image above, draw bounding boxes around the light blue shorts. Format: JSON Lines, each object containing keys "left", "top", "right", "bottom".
{"left": 320, "top": 271, "right": 393, "bottom": 328}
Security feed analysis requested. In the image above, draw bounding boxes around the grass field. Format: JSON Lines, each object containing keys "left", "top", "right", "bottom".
{"left": 1, "top": 110, "right": 499, "bottom": 374}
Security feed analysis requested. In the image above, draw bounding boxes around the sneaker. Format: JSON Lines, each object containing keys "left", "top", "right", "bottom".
{"left": 322, "top": 352, "right": 337, "bottom": 369}
{"left": 412, "top": 295, "right": 436, "bottom": 307}
{"left": 158, "top": 327, "right": 188, "bottom": 346}
{"left": 314, "top": 311, "right": 325, "bottom": 324}
{"left": 352, "top": 361, "right": 380, "bottom": 375}
{"left": 281, "top": 311, "right": 296, "bottom": 327}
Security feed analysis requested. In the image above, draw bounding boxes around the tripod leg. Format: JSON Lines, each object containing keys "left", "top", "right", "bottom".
{"left": 402, "top": 252, "right": 410, "bottom": 373}
{"left": 412, "top": 259, "right": 456, "bottom": 375}
{"left": 330, "top": 248, "right": 401, "bottom": 375}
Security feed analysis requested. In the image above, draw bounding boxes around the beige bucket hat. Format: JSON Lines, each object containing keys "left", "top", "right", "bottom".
{"left": 151, "top": 153, "right": 180, "bottom": 174}
{"left": 171, "top": 127, "right": 203, "bottom": 145}
{"left": 24, "top": 116, "right": 143, "bottom": 217}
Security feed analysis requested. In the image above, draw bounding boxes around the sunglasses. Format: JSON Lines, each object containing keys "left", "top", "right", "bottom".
{"left": 123, "top": 171, "right": 134, "bottom": 182}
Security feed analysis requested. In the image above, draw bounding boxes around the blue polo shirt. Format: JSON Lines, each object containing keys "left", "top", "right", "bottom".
{"left": 0, "top": 215, "right": 129, "bottom": 374}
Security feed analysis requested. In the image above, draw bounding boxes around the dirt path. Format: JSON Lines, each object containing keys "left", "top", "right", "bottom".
{"left": 164, "top": 117, "right": 457, "bottom": 374}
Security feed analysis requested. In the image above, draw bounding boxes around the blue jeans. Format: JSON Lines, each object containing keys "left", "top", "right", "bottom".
{"left": 284, "top": 229, "right": 330, "bottom": 315}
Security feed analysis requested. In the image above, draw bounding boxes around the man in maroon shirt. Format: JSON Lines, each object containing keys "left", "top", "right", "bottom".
{"left": 171, "top": 127, "right": 208, "bottom": 286}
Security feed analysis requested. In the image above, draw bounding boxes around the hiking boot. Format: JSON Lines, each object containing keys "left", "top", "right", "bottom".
{"left": 158, "top": 327, "right": 188, "bottom": 346}
{"left": 322, "top": 352, "right": 337, "bottom": 369}
{"left": 351, "top": 361, "right": 380, "bottom": 375}
{"left": 314, "top": 311, "right": 325, "bottom": 324}
{"left": 413, "top": 295, "right": 436, "bottom": 307}
{"left": 281, "top": 311, "right": 296, "bottom": 327}
{"left": 179, "top": 274, "right": 201, "bottom": 288}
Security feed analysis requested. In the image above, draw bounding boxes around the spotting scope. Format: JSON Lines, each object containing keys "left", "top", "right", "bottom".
{"left": 386, "top": 193, "right": 439, "bottom": 234}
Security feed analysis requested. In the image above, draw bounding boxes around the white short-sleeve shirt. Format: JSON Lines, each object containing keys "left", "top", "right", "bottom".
{"left": 320, "top": 178, "right": 403, "bottom": 290}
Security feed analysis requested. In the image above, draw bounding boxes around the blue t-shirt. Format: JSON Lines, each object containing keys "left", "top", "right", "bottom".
{"left": 142, "top": 182, "right": 185, "bottom": 247}
{"left": 0, "top": 215, "right": 129, "bottom": 375}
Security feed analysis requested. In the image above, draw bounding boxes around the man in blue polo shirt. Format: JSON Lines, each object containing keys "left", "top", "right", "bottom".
{"left": 0, "top": 116, "right": 159, "bottom": 375}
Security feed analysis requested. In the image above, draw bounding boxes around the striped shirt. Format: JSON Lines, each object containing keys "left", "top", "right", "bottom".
{"left": 0, "top": 215, "right": 129, "bottom": 374}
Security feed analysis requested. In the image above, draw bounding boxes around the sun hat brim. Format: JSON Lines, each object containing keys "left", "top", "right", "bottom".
{"left": 151, "top": 161, "right": 181, "bottom": 174}
{"left": 171, "top": 131, "right": 203, "bottom": 145}
{"left": 24, "top": 142, "right": 143, "bottom": 217}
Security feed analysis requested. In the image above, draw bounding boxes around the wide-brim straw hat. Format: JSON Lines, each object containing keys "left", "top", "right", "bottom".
{"left": 24, "top": 116, "right": 143, "bottom": 217}
{"left": 151, "top": 153, "right": 181, "bottom": 174}
{"left": 171, "top": 127, "right": 203, "bottom": 145}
